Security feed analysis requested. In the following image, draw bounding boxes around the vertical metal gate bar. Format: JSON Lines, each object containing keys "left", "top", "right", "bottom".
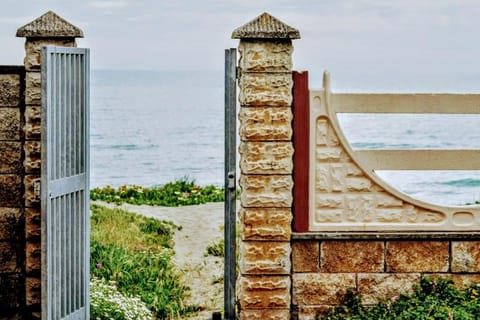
{"left": 42, "top": 46, "right": 90, "bottom": 320}
{"left": 224, "top": 48, "right": 237, "bottom": 320}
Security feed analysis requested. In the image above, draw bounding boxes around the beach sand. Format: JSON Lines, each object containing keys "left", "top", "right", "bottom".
{"left": 94, "top": 201, "right": 232, "bottom": 319}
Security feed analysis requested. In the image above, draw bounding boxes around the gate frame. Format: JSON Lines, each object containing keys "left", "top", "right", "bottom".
{"left": 41, "top": 45, "right": 90, "bottom": 320}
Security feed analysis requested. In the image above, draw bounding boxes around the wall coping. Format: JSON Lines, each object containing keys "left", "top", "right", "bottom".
{"left": 232, "top": 12, "right": 300, "bottom": 39}
{"left": 16, "top": 11, "right": 83, "bottom": 38}
{"left": 292, "top": 232, "right": 480, "bottom": 241}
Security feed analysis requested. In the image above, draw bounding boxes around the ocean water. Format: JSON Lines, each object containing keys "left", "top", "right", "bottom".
{"left": 90, "top": 70, "right": 480, "bottom": 206}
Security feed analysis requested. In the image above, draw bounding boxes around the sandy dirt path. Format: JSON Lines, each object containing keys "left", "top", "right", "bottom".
{"left": 95, "top": 201, "right": 232, "bottom": 319}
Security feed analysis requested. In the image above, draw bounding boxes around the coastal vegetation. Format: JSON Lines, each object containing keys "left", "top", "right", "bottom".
{"left": 318, "top": 277, "right": 480, "bottom": 320}
{"left": 90, "top": 178, "right": 224, "bottom": 206}
{"left": 89, "top": 204, "right": 195, "bottom": 319}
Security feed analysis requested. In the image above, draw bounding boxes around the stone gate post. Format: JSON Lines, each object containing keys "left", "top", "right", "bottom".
{"left": 232, "top": 13, "right": 300, "bottom": 320}
{"left": 16, "top": 11, "right": 83, "bottom": 318}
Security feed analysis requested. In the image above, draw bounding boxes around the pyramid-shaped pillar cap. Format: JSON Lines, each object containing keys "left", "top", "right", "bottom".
{"left": 16, "top": 11, "right": 84, "bottom": 38}
{"left": 232, "top": 12, "right": 300, "bottom": 40}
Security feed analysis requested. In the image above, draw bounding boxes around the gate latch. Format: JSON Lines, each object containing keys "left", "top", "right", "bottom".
{"left": 227, "top": 171, "right": 235, "bottom": 190}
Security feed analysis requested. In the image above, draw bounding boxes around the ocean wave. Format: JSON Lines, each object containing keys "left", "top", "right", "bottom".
{"left": 437, "top": 179, "right": 480, "bottom": 187}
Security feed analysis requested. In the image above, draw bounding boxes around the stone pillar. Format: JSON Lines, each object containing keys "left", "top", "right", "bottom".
{"left": 232, "top": 13, "right": 300, "bottom": 320}
{"left": 16, "top": 11, "right": 83, "bottom": 318}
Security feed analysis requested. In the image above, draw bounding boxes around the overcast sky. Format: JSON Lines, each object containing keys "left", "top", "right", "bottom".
{"left": 2, "top": 1, "right": 480, "bottom": 86}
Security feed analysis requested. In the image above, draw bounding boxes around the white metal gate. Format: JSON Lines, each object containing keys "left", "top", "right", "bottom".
{"left": 41, "top": 46, "right": 90, "bottom": 320}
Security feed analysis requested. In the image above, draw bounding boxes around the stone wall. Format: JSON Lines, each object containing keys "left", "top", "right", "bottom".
{"left": 233, "top": 13, "right": 299, "bottom": 320}
{"left": 0, "top": 66, "right": 25, "bottom": 319}
{"left": 292, "top": 239, "right": 480, "bottom": 319}
{"left": 0, "top": 11, "right": 82, "bottom": 320}
{"left": 233, "top": 12, "right": 480, "bottom": 320}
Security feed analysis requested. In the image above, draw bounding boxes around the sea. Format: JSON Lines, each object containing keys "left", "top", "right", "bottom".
{"left": 90, "top": 70, "right": 480, "bottom": 207}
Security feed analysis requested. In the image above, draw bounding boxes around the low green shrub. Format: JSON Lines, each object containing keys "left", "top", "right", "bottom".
{"left": 90, "top": 276, "right": 153, "bottom": 320}
{"left": 90, "top": 204, "right": 191, "bottom": 318}
{"left": 205, "top": 239, "right": 224, "bottom": 257}
{"left": 90, "top": 178, "right": 224, "bottom": 206}
{"left": 318, "top": 277, "right": 480, "bottom": 320}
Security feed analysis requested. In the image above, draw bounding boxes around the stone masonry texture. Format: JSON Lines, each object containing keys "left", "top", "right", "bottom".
{"left": 234, "top": 12, "right": 480, "bottom": 320}
{"left": 235, "top": 14, "right": 297, "bottom": 319}
{"left": 3, "top": 10, "right": 83, "bottom": 318}
{"left": 0, "top": 67, "right": 25, "bottom": 318}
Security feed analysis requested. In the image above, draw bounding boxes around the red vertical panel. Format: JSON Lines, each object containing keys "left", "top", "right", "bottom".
{"left": 292, "top": 71, "right": 310, "bottom": 232}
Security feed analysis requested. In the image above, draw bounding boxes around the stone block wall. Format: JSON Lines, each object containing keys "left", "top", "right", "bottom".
{"left": 233, "top": 13, "right": 480, "bottom": 320}
{"left": 0, "top": 12, "right": 82, "bottom": 320}
{"left": 0, "top": 66, "right": 25, "bottom": 319}
{"left": 232, "top": 13, "right": 299, "bottom": 320}
{"left": 292, "top": 240, "right": 480, "bottom": 319}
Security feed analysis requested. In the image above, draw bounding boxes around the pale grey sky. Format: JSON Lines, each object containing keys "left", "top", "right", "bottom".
{"left": 2, "top": 0, "right": 480, "bottom": 81}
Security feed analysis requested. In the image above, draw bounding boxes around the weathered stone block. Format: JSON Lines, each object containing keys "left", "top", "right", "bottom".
{"left": 240, "top": 73, "right": 293, "bottom": 107}
{"left": 240, "top": 241, "right": 291, "bottom": 274}
{"left": 298, "top": 306, "right": 333, "bottom": 320}
{"left": 292, "top": 273, "right": 355, "bottom": 305}
{"left": 239, "top": 107, "right": 292, "bottom": 141}
{"left": 0, "top": 74, "right": 21, "bottom": 107}
{"left": 240, "top": 175, "right": 293, "bottom": 208}
{"left": 314, "top": 209, "right": 343, "bottom": 223}
{"left": 345, "top": 162, "right": 364, "bottom": 177}
{"left": 315, "top": 194, "right": 344, "bottom": 209}
{"left": 239, "top": 40, "right": 293, "bottom": 73}
{"left": 376, "top": 192, "right": 403, "bottom": 207}
{"left": 24, "top": 39, "right": 76, "bottom": 70}
{"left": 448, "top": 274, "right": 480, "bottom": 288}
{"left": 386, "top": 241, "right": 449, "bottom": 272}
{"left": 24, "top": 141, "right": 41, "bottom": 173}
{"left": 24, "top": 175, "right": 41, "bottom": 208}
{"left": 0, "top": 241, "right": 19, "bottom": 273}
{"left": 346, "top": 177, "right": 372, "bottom": 192}
{"left": 24, "top": 106, "right": 41, "bottom": 140}
{"left": 452, "top": 241, "right": 480, "bottom": 272}
{"left": 241, "top": 208, "right": 291, "bottom": 241}
{"left": 0, "top": 142, "right": 22, "bottom": 173}
{"left": 0, "top": 108, "right": 21, "bottom": 140}
{"left": 345, "top": 195, "right": 376, "bottom": 222}
{"left": 240, "top": 142, "right": 293, "bottom": 174}
{"left": 375, "top": 208, "right": 405, "bottom": 223}
{"left": 321, "top": 241, "right": 384, "bottom": 272}
{"left": 292, "top": 241, "right": 319, "bottom": 272}
{"left": 0, "top": 175, "right": 22, "bottom": 207}
{"left": 316, "top": 118, "right": 339, "bottom": 147}
{"left": 26, "top": 241, "right": 41, "bottom": 274}
{"left": 429, "top": 274, "right": 480, "bottom": 289}
{"left": 358, "top": 273, "right": 420, "bottom": 305}
{"left": 240, "top": 309, "right": 290, "bottom": 320}
{"left": 26, "top": 276, "right": 41, "bottom": 306}
{"left": 315, "top": 164, "right": 346, "bottom": 193}
{"left": 25, "top": 208, "right": 41, "bottom": 240}
{"left": 0, "top": 208, "right": 22, "bottom": 241}
{"left": 0, "top": 273, "right": 22, "bottom": 308}
{"left": 238, "top": 275, "right": 290, "bottom": 309}
{"left": 316, "top": 147, "right": 343, "bottom": 162}
{"left": 25, "top": 72, "right": 41, "bottom": 105}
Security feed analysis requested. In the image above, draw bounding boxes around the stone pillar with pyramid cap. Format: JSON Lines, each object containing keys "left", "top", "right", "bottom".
{"left": 232, "top": 13, "right": 300, "bottom": 320}
{"left": 16, "top": 11, "right": 84, "bottom": 318}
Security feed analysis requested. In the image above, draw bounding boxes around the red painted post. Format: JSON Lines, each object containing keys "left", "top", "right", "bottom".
{"left": 292, "top": 71, "right": 310, "bottom": 232}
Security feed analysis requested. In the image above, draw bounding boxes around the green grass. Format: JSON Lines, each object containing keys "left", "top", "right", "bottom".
{"left": 90, "top": 204, "right": 195, "bottom": 319}
{"left": 205, "top": 239, "right": 224, "bottom": 257}
{"left": 318, "top": 277, "right": 480, "bottom": 320}
{"left": 90, "top": 178, "right": 224, "bottom": 206}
